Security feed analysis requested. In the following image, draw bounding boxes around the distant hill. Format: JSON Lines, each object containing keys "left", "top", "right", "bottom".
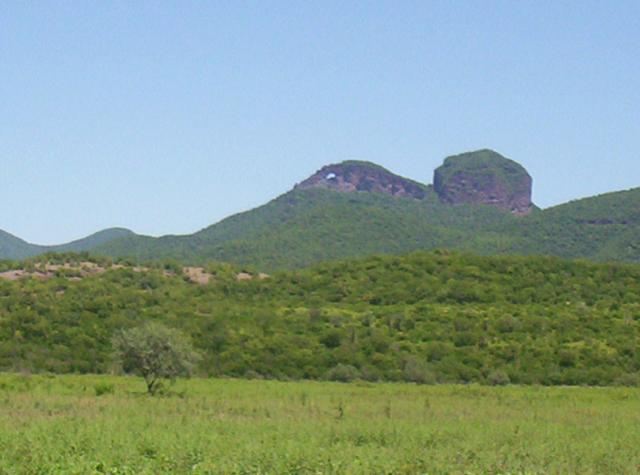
{"left": 502, "top": 187, "right": 640, "bottom": 261}
{"left": 0, "top": 228, "right": 136, "bottom": 261}
{"left": 0, "top": 230, "right": 37, "bottom": 261}
{"left": 52, "top": 228, "right": 137, "bottom": 253}
{"left": 2, "top": 150, "right": 639, "bottom": 267}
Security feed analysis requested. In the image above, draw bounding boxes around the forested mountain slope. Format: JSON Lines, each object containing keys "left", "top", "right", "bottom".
{"left": 0, "top": 230, "right": 37, "bottom": 261}
{"left": 94, "top": 187, "right": 521, "bottom": 269}
{"left": 94, "top": 185, "right": 640, "bottom": 269}
{"left": 0, "top": 228, "right": 136, "bottom": 260}
{"left": 502, "top": 187, "right": 640, "bottom": 262}
{"left": 2, "top": 151, "right": 639, "bottom": 267}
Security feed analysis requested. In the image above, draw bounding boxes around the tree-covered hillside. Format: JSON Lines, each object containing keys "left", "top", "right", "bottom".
{"left": 502, "top": 187, "right": 640, "bottom": 261}
{"left": 94, "top": 188, "right": 521, "bottom": 269}
{"left": 0, "top": 228, "right": 136, "bottom": 260}
{"left": 4, "top": 185, "right": 640, "bottom": 269}
{"left": 2, "top": 151, "right": 639, "bottom": 268}
{"left": 1, "top": 251, "right": 639, "bottom": 386}
{"left": 0, "top": 230, "right": 37, "bottom": 261}
{"left": 93, "top": 184, "right": 640, "bottom": 270}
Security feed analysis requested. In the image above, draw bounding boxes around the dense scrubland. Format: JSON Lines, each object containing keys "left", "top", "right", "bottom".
{"left": 0, "top": 374, "right": 639, "bottom": 474}
{"left": 1, "top": 251, "right": 640, "bottom": 386}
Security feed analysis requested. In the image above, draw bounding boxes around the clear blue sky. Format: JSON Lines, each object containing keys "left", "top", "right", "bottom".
{"left": 2, "top": 1, "right": 639, "bottom": 244}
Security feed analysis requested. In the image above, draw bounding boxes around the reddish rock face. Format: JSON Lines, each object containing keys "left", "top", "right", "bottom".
{"left": 433, "top": 150, "right": 533, "bottom": 215}
{"left": 435, "top": 171, "right": 533, "bottom": 215}
{"left": 295, "top": 161, "right": 427, "bottom": 200}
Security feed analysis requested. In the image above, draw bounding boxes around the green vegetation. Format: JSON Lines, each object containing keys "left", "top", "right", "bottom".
{"left": 92, "top": 185, "right": 640, "bottom": 270}
{"left": 112, "top": 322, "right": 200, "bottom": 394}
{"left": 0, "top": 374, "right": 638, "bottom": 474}
{"left": 433, "top": 149, "right": 530, "bottom": 196}
{"left": 2, "top": 251, "right": 640, "bottom": 386}
{"left": 94, "top": 188, "right": 519, "bottom": 269}
{"left": 1, "top": 154, "right": 639, "bottom": 268}
{"left": 0, "top": 230, "right": 38, "bottom": 261}
{"left": 0, "top": 228, "right": 135, "bottom": 261}
{"left": 501, "top": 187, "right": 640, "bottom": 261}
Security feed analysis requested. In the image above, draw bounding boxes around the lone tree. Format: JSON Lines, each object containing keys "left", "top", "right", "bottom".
{"left": 112, "top": 322, "right": 200, "bottom": 395}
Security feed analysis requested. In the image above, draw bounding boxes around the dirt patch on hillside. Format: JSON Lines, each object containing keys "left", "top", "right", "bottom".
{"left": 0, "top": 261, "right": 216, "bottom": 286}
{"left": 184, "top": 267, "right": 212, "bottom": 284}
{"left": 0, "top": 270, "right": 28, "bottom": 281}
{"left": 0, "top": 261, "right": 267, "bottom": 285}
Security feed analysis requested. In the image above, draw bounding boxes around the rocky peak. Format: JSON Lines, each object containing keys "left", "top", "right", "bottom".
{"left": 295, "top": 161, "right": 428, "bottom": 200}
{"left": 433, "top": 149, "right": 533, "bottom": 215}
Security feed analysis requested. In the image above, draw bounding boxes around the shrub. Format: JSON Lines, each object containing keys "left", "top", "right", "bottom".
{"left": 615, "top": 373, "right": 640, "bottom": 387}
{"left": 94, "top": 382, "right": 115, "bottom": 396}
{"left": 112, "top": 322, "right": 201, "bottom": 395}
{"left": 403, "top": 357, "right": 436, "bottom": 384}
{"left": 244, "top": 370, "right": 264, "bottom": 380}
{"left": 487, "top": 369, "right": 511, "bottom": 386}
{"left": 320, "top": 330, "right": 342, "bottom": 349}
{"left": 326, "top": 364, "right": 360, "bottom": 382}
{"left": 360, "top": 365, "right": 381, "bottom": 382}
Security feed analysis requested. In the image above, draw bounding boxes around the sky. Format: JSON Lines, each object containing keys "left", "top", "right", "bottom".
{"left": 1, "top": 1, "right": 639, "bottom": 244}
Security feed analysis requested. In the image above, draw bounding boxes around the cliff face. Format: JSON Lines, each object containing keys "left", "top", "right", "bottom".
{"left": 295, "top": 161, "right": 428, "bottom": 200}
{"left": 433, "top": 150, "right": 533, "bottom": 215}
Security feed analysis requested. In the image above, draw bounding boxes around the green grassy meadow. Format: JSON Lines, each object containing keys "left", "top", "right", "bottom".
{"left": 0, "top": 374, "right": 638, "bottom": 474}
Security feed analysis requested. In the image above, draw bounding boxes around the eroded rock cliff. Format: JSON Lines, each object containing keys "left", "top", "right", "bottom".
{"left": 433, "top": 150, "right": 533, "bottom": 215}
{"left": 295, "top": 161, "right": 428, "bottom": 200}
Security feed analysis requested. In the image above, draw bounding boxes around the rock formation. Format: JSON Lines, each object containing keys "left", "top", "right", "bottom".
{"left": 433, "top": 149, "right": 533, "bottom": 215}
{"left": 295, "top": 161, "right": 427, "bottom": 200}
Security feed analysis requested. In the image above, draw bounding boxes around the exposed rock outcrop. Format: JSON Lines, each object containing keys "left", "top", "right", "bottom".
{"left": 295, "top": 161, "right": 427, "bottom": 200}
{"left": 433, "top": 150, "right": 533, "bottom": 215}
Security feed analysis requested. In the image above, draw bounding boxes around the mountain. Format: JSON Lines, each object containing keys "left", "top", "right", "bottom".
{"left": 0, "top": 230, "right": 38, "bottom": 261}
{"left": 2, "top": 150, "right": 639, "bottom": 267}
{"left": 94, "top": 186, "right": 518, "bottom": 269}
{"left": 92, "top": 158, "right": 528, "bottom": 268}
{"left": 92, "top": 152, "right": 639, "bottom": 268}
{"left": 0, "top": 228, "right": 136, "bottom": 261}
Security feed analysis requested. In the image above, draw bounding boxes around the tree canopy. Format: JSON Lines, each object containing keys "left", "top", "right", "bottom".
{"left": 112, "top": 322, "right": 200, "bottom": 394}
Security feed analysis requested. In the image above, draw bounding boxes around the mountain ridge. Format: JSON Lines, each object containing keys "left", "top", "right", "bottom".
{"left": 294, "top": 160, "right": 430, "bottom": 200}
{"left": 0, "top": 227, "right": 137, "bottom": 260}
{"left": 1, "top": 149, "right": 638, "bottom": 267}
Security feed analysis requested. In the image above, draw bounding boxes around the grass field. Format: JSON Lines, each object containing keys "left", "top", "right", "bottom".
{"left": 0, "top": 374, "right": 638, "bottom": 474}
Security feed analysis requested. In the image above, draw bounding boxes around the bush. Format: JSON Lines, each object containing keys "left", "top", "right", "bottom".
{"left": 326, "top": 364, "right": 361, "bottom": 382}
{"left": 487, "top": 369, "right": 511, "bottom": 386}
{"left": 244, "top": 370, "right": 264, "bottom": 380}
{"left": 615, "top": 373, "right": 640, "bottom": 387}
{"left": 94, "top": 382, "right": 115, "bottom": 396}
{"left": 112, "top": 322, "right": 201, "bottom": 395}
{"left": 320, "top": 330, "right": 342, "bottom": 349}
{"left": 403, "top": 357, "right": 436, "bottom": 384}
{"left": 360, "top": 365, "right": 381, "bottom": 382}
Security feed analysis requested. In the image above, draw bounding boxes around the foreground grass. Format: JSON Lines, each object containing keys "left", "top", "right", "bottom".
{"left": 0, "top": 374, "right": 638, "bottom": 474}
